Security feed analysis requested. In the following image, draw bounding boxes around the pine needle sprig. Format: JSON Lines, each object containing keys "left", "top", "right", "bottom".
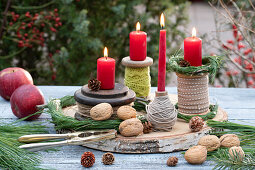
{"left": 0, "top": 122, "right": 48, "bottom": 169}
{"left": 211, "top": 148, "right": 255, "bottom": 170}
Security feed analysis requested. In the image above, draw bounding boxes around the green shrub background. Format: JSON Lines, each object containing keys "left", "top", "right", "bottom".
{"left": 0, "top": 0, "right": 189, "bottom": 86}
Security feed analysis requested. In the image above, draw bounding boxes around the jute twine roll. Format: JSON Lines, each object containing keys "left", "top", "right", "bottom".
{"left": 146, "top": 92, "right": 177, "bottom": 131}
{"left": 176, "top": 73, "right": 209, "bottom": 114}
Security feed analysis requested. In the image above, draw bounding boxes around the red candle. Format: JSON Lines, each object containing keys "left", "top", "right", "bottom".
{"left": 97, "top": 47, "right": 115, "bottom": 90}
{"left": 129, "top": 22, "right": 147, "bottom": 61}
{"left": 184, "top": 27, "right": 202, "bottom": 66}
{"left": 157, "top": 13, "right": 166, "bottom": 92}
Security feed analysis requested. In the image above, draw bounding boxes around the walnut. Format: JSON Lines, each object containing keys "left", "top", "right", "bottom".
{"left": 117, "top": 105, "right": 136, "bottom": 120}
{"left": 90, "top": 103, "right": 113, "bottom": 121}
{"left": 119, "top": 118, "right": 143, "bottom": 137}
{"left": 220, "top": 134, "right": 240, "bottom": 148}
{"left": 229, "top": 146, "right": 245, "bottom": 161}
{"left": 184, "top": 145, "right": 207, "bottom": 164}
{"left": 198, "top": 135, "right": 220, "bottom": 151}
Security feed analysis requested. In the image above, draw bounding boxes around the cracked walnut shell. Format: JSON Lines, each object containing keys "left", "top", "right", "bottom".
{"left": 184, "top": 145, "right": 207, "bottom": 164}
{"left": 198, "top": 135, "right": 220, "bottom": 151}
{"left": 220, "top": 134, "right": 240, "bottom": 148}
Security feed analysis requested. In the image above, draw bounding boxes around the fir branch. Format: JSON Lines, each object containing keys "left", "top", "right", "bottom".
{"left": 0, "top": 122, "right": 48, "bottom": 169}
{"left": 212, "top": 148, "right": 255, "bottom": 170}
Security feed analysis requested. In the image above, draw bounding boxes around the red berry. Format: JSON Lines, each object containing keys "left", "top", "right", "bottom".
{"left": 244, "top": 48, "right": 252, "bottom": 55}
{"left": 22, "top": 22, "right": 26, "bottom": 25}
{"left": 238, "top": 43, "right": 245, "bottom": 50}
{"left": 52, "top": 74, "right": 56, "bottom": 81}
{"left": 50, "top": 27, "right": 56, "bottom": 32}
{"left": 54, "top": 24, "right": 58, "bottom": 27}
{"left": 54, "top": 9, "right": 58, "bottom": 12}
{"left": 55, "top": 17, "right": 60, "bottom": 22}
{"left": 237, "top": 35, "right": 243, "bottom": 42}
{"left": 222, "top": 44, "right": 233, "bottom": 50}
{"left": 54, "top": 13, "right": 58, "bottom": 17}
{"left": 25, "top": 12, "right": 31, "bottom": 18}
{"left": 226, "top": 71, "right": 231, "bottom": 76}
{"left": 27, "top": 23, "right": 32, "bottom": 28}
{"left": 15, "top": 14, "right": 19, "bottom": 19}
{"left": 41, "top": 23, "right": 45, "bottom": 27}
{"left": 11, "top": 12, "right": 15, "bottom": 16}
{"left": 21, "top": 26, "right": 25, "bottom": 30}
{"left": 232, "top": 25, "right": 238, "bottom": 38}
{"left": 227, "top": 40, "right": 234, "bottom": 44}
{"left": 9, "top": 22, "right": 13, "bottom": 26}
{"left": 248, "top": 80, "right": 254, "bottom": 86}
{"left": 24, "top": 33, "right": 28, "bottom": 37}
{"left": 58, "top": 22, "right": 62, "bottom": 26}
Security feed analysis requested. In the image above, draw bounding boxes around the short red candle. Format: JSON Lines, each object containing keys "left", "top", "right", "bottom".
{"left": 97, "top": 47, "right": 115, "bottom": 90}
{"left": 184, "top": 28, "right": 202, "bottom": 66}
{"left": 129, "top": 22, "right": 147, "bottom": 61}
{"left": 157, "top": 13, "right": 166, "bottom": 92}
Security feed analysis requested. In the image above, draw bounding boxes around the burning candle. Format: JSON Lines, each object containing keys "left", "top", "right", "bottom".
{"left": 97, "top": 47, "right": 115, "bottom": 90}
{"left": 129, "top": 22, "right": 147, "bottom": 61}
{"left": 157, "top": 13, "right": 166, "bottom": 92}
{"left": 184, "top": 27, "right": 202, "bottom": 66}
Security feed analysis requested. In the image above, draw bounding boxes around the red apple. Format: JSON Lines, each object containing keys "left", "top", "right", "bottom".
{"left": 10, "top": 84, "right": 44, "bottom": 120}
{"left": 0, "top": 67, "right": 33, "bottom": 100}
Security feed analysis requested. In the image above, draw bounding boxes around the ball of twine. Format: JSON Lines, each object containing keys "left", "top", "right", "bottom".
{"left": 146, "top": 95, "right": 177, "bottom": 131}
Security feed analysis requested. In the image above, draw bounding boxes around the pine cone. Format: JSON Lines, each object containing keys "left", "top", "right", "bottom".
{"left": 167, "top": 156, "right": 178, "bottom": 166}
{"left": 189, "top": 116, "right": 204, "bottom": 132}
{"left": 81, "top": 151, "right": 95, "bottom": 168}
{"left": 179, "top": 59, "right": 191, "bottom": 67}
{"left": 143, "top": 121, "right": 153, "bottom": 134}
{"left": 102, "top": 152, "right": 115, "bottom": 165}
{"left": 88, "top": 79, "right": 101, "bottom": 91}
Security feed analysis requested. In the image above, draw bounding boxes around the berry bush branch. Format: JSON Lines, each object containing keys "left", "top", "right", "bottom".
{"left": 0, "top": 0, "right": 11, "bottom": 40}
{"left": 209, "top": 0, "right": 255, "bottom": 87}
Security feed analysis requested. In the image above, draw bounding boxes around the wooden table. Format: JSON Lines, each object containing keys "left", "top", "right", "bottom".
{"left": 1, "top": 86, "right": 254, "bottom": 170}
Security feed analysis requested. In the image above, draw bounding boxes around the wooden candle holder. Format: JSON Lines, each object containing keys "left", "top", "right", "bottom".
{"left": 176, "top": 73, "right": 209, "bottom": 114}
{"left": 121, "top": 56, "right": 153, "bottom": 97}
{"left": 74, "top": 83, "right": 136, "bottom": 118}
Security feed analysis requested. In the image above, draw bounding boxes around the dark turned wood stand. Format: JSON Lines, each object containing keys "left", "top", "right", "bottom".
{"left": 74, "top": 83, "right": 136, "bottom": 119}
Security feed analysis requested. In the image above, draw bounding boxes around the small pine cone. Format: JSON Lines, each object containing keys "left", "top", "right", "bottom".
{"left": 167, "top": 156, "right": 178, "bottom": 166}
{"left": 189, "top": 116, "right": 204, "bottom": 132}
{"left": 88, "top": 79, "right": 101, "bottom": 91}
{"left": 81, "top": 151, "right": 95, "bottom": 168}
{"left": 179, "top": 59, "right": 191, "bottom": 67}
{"left": 102, "top": 152, "right": 115, "bottom": 165}
{"left": 143, "top": 121, "right": 153, "bottom": 134}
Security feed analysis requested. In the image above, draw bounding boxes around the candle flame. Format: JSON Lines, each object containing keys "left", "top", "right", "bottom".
{"left": 160, "top": 13, "right": 165, "bottom": 28}
{"left": 192, "top": 27, "right": 196, "bottom": 37}
{"left": 104, "top": 47, "right": 108, "bottom": 59}
{"left": 136, "top": 22, "right": 140, "bottom": 31}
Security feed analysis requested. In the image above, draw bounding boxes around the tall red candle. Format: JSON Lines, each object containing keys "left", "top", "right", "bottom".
{"left": 184, "top": 27, "right": 202, "bottom": 66}
{"left": 129, "top": 22, "right": 147, "bottom": 61}
{"left": 97, "top": 47, "right": 115, "bottom": 90}
{"left": 157, "top": 13, "right": 166, "bottom": 92}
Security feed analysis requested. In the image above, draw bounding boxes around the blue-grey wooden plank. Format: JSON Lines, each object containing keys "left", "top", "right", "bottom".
{"left": 0, "top": 86, "right": 255, "bottom": 170}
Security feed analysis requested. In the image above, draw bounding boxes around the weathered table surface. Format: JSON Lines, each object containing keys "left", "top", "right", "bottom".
{"left": 1, "top": 86, "right": 255, "bottom": 170}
